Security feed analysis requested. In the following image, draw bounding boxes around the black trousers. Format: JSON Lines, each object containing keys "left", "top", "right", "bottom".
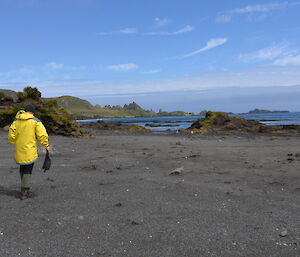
{"left": 20, "top": 163, "right": 34, "bottom": 174}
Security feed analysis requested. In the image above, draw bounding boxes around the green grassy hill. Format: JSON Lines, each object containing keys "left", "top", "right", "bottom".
{"left": 46, "top": 96, "right": 156, "bottom": 118}
{"left": 47, "top": 96, "right": 94, "bottom": 112}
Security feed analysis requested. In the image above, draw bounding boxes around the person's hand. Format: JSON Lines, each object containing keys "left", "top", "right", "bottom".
{"left": 47, "top": 146, "right": 53, "bottom": 154}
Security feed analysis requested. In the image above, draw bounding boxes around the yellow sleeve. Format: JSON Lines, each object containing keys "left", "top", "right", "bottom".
{"left": 8, "top": 121, "right": 16, "bottom": 145}
{"left": 36, "top": 121, "right": 49, "bottom": 149}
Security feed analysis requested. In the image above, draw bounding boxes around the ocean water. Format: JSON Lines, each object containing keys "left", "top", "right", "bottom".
{"left": 78, "top": 112, "right": 300, "bottom": 131}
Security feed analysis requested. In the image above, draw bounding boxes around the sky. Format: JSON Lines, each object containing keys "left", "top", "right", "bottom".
{"left": 1, "top": 0, "right": 300, "bottom": 112}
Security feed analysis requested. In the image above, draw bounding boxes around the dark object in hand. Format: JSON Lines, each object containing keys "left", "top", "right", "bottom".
{"left": 42, "top": 150, "right": 51, "bottom": 172}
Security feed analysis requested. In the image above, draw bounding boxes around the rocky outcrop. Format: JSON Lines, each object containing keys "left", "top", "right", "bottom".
{"left": 0, "top": 88, "right": 87, "bottom": 136}
{"left": 188, "top": 111, "right": 269, "bottom": 133}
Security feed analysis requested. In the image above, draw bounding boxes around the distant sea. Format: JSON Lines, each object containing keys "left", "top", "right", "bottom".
{"left": 78, "top": 112, "right": 300, "bottom": 131}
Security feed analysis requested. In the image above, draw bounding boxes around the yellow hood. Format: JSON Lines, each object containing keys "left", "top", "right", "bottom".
{"left": 15, "top": 110, "right": 35, "bottom": 120}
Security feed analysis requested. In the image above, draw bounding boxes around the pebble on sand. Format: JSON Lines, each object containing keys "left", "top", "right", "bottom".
{"left": 279, "top": 230, "right": 288, "bottom": 237}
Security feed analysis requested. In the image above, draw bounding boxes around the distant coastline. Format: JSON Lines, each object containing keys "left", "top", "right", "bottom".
{"left": 0, "top": 87, "right": 294, "bottom": 123}
{"left": 243, "top": 109, "right": 290, "bottom": 114}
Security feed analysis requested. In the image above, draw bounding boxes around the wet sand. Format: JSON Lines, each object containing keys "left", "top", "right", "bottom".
{"left": 0, "top": 130, "right": 299, "bottom": 257}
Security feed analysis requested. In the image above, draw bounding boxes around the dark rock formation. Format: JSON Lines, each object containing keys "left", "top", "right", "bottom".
{"left": 189, "top": 111, "right": 269, "bottom": 133}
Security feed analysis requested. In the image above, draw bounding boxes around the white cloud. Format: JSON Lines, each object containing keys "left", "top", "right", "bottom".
{"left": 230, "top": 2, "right": 300, "bottom": 14}
{"left": 142, "top": 69, "right": 161, "bottom": 74}
{"left": 3, "top": 66, "right": 300, "bottom": 100}
{"left": 240, "top": 43, "right": 298, "bottom": 63}
{"left": 154, "top": 17, "right": 171, "bottom": 28}
{"left": 172, "top": 25, "right": 194, "bottom": 35}
{"left": 144, "top": 25, "right": 194, "bottom": 36}
{"left": 182, "top": 38, "right": 228, "bottom": 58}
{"left": 46, "top": 62, "right": 64, "bottom": 70}
{"left": 97, "top": 28, "right": 137, "bottom": 35}
{"left": 217, "top": 1, "right": 300, "bottom": 22}
{"left": 68, "top": 65, "right": 87, "bottom": 71}
{"left": 106, "top": 63, "right": 139, "bottom": 71}
{"left": 274, "top": 55, "right": 300, "bottom": 65}
{"left": 240, "top": 43, "right": 289, "bottom": 62}
{"left": 119, "top": 28, "right": 137, "bottom": 34}
{"left": 216, "top": 14, "right": 232, "bottom": 23}
{"left": 19, "top": 67, "right": 34, "bottom": 74}
{"left": 22, "top": 66, "right": 300, "bottom": 98}
{"left": 96, "top": 31, "right": 113, "bottom": 36}
{"left": 97, "top": 25, "right": 194, "bottom": 36}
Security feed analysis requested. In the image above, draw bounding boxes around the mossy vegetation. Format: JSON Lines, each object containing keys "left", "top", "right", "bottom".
{"left": 157, "top": 110, "right": 189, "bottom": 116}
{"left": 17, "top": 87, "right": 41, "bottom": 101}
{"left": 127, "top": 125, "right": 151, "bottom": 132}
{"left": 188, "top": 111, "right": 270, "bottom": 134}
{"left": 0, "top": 108, "right": 20, "bottom": 128}
{"left": 187, "top": 111, "right": 300, "bottom": 134}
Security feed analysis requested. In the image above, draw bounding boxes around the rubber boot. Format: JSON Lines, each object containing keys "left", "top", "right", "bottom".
{"left": 20, "top": 187, "right": 30, "bottom": 200}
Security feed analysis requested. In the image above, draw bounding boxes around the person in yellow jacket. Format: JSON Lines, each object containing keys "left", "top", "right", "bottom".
{"left": 8, "top": 104, "right": 50, "bottom": 200}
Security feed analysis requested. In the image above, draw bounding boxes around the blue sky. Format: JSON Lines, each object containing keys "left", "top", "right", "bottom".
{"left": 1, "top": 0, "right": 300, "bottom": 112}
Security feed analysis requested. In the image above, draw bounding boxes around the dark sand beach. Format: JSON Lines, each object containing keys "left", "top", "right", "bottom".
{"left": 0, "top": 130, "right": 299, "bottom": 257}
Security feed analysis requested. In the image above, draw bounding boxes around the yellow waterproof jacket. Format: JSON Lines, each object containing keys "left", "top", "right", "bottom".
{"left": 8, "top": 110, "right": 49, "bottom": 164}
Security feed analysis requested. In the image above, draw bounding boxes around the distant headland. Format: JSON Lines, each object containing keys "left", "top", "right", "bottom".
{"left": 244, "top": 109, "right": 290, "bottom": 114}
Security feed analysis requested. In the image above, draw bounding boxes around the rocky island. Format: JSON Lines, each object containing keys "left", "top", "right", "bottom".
{"left": 245, "top": 108, "right": 290, "bottom": 114}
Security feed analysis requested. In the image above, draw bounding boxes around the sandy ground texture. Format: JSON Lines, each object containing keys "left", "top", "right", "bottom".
{"left": 0, "top": 130, "right": 299, "bottom": 257}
